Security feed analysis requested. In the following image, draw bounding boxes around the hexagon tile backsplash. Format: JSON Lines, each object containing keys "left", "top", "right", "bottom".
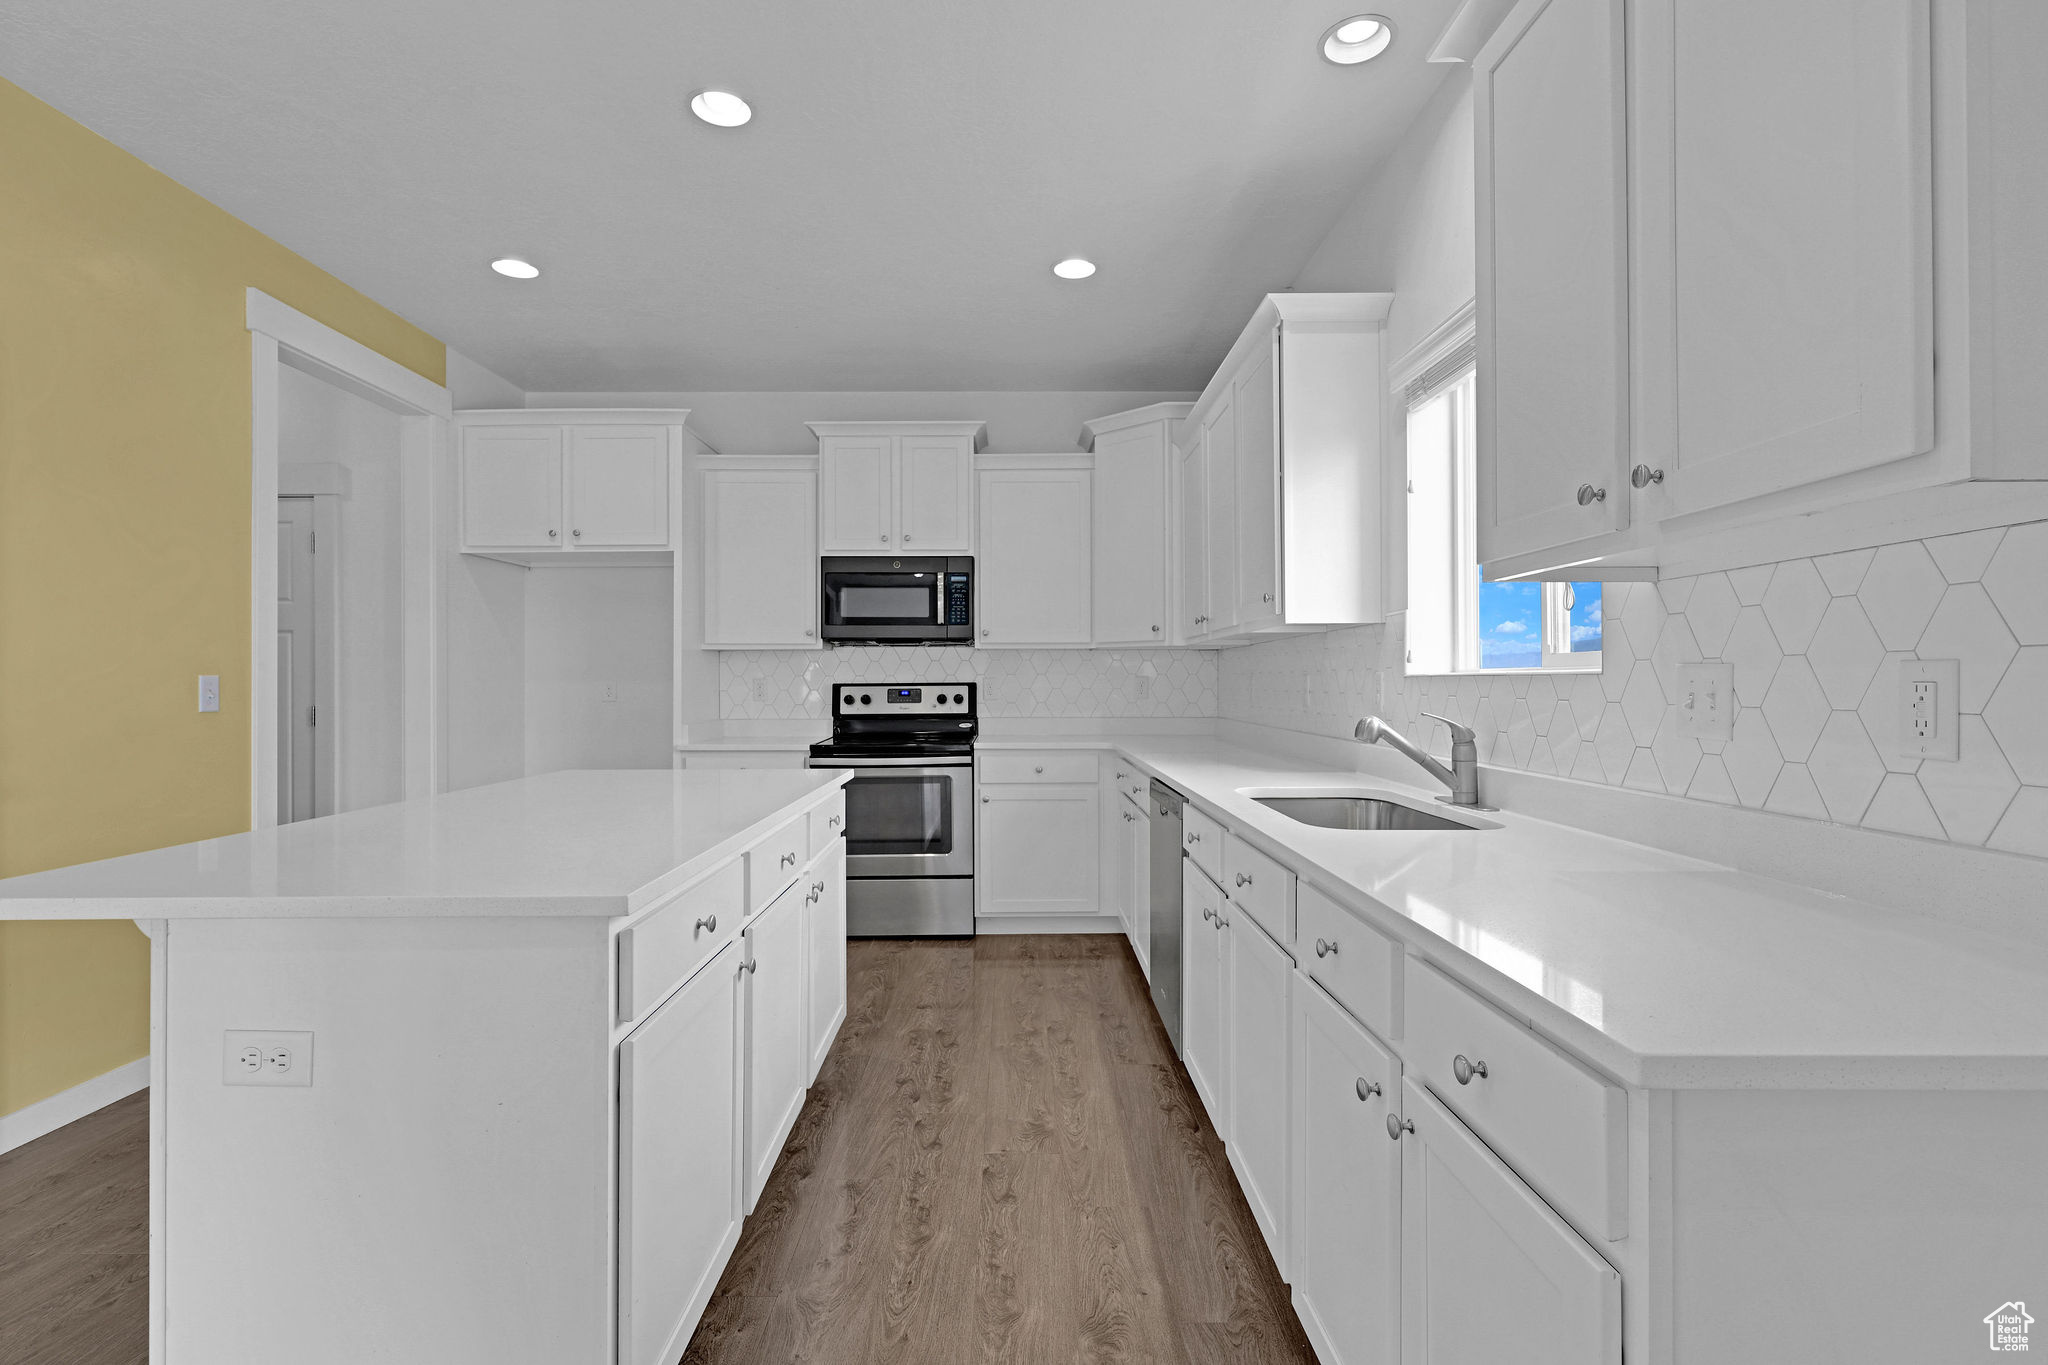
{"left": 720, "top": 646, "right": 1217, "bottom": 720}
{"left": 1218, "top": 519, "right": 2048, "bottom": 858}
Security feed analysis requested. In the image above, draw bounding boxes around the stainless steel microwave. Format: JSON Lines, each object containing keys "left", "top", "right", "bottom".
{"left": 820, "top": 557, "right": 973, "bottom": 644}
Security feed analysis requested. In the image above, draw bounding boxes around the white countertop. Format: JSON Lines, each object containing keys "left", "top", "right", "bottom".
{"left": 0, "top": 769, "right": 849, "bottom": 921}
{"left": 1090, "top": 737, "right": 2048, "bottom": 1091}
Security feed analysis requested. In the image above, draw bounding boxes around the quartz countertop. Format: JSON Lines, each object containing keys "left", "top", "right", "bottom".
{"left": 0, "top": 769, "right": 849, "bottom": 921}
{"left": 1092, "top": 737, "right": 2048, "bottom": 1091}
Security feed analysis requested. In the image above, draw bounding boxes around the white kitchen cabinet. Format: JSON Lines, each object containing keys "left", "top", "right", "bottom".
{"left": 1232, "top": 346, "right": 1281, "bottom": 630}
{"left": 742, "top": 876, "right": 810, "bottom": 1211}
{"left": 1223, "top": 902, "right": 1292, "bottom": 1277}
{"left": 617, "top": 939, "right": 742, "bottom": 1365}
{"left": 1123, "top": 791, "right": 1150, "bottom": 978}
{"left": 1176, "top": 434, "right": 1209, "bottom": 642}
{"left": 459, "top": 412, "right": 691, "bottom": 560}
{"left": 977, "top": 778, "right": 1101, "bottom": 918}
{"left": 567, "top": 426, "right": 671, "bottom": 546}
{"left": 1103, "top": 775, "right": 1133, "bottom": 936}
{"left": 701, "top": 462, "right": 820, "bottom": 649}
{"left": 1291, "top": 979, "right": 1400, "bottom": 1365}
{"left": 1397, "top": 1078, "right": 1621, "bottom": 1365}
{"left": 809, "top": 422, "right": 984, "bottom": 553}
{"left": 1180, "top": 859, "right": 1226, "bottom": 1119}
{"left": 804, "top": 840, "right": 846, "bottom": 1084}
{"left": 975, "top": 462, "right": 1091, "bottom": 646}
{"left": 1202, "top": 393, "right": 1239, "bottom": 636}
{"left": 1081, "top": 404, "right": 1190, "bottom": 646}
{"left": 462, "top": 425, "right": 562, "bottom": 549}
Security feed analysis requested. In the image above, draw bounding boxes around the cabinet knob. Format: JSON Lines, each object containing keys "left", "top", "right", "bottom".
{"left": 1262, "top": 593, "right": 1273, "bottom": 603}
{"left": 880, "top": 534, "right": 889, "bottom": 543}
{"left": 807, "top": 887, "right": 821, "bottom": 904}
{"left": 548, "top": 529, "right": 558, "bottom": 538}
{"left": 1215, "top": 913, "right": 1228, "bottom": 929}
{"left": 694, "top": 914, "right": 717, "bottom": 934}
{"left": 780, "top": 851, "right": 797, "bottom": 867}
{"left": 1355, "top": 1077, "right": 1381, "bottom": 1102}
{"left": 1315, "top": 937, "right": 1338, "bottom": 958}
{"left": 804, "top": 628, "right": 815, "bottom": 638}
{"left": 1034, "top": 765, "right": 1044, "bottom": 774}
{"left": 902, "top": 535, "right": 911, "bottom": 544}
{"left": 982, "top": 795, "right": 990, "bottom": 804}
{"left": 1151, "top": 624, "right": 1160, "bottom": 633}
{"left": 1452, "top": 1054, "right": 1489, "bottom": 1085}
{"left": 981, "top": 628, "right": 990, "bottom": 638}
{"left": 1630, "top": 464, "right": 1665, "bottom": 488}
{"left": 741, "top": 957, "right": 758, "bottom": 976}
{"left": 1186, "top": 832, "right": 1200, "bottom": 843}
{"left": 1116, "top": 771, "right": 1127, "bottom": 779}
{"left": 828, "top": 814, "right": 842, "bottom": 827}
{"left": 1576, "top": 483, "right": 1607, "bottom": 506}
{"left": 1387, "top": 1113, "right": 1413, "bottom": 1141}
{"left": 572, "top": 528, "right": 581, "bottom": 537}
{"left": 814, "top": 881, "right": 825, "bottom": 895}
{"left": 1234, "top": 872, "right": 1251, "bottom": 888}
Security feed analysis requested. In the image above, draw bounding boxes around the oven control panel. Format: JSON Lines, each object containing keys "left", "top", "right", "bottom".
{"left": 834, "top": 683, "right": 975, "bottom": 715}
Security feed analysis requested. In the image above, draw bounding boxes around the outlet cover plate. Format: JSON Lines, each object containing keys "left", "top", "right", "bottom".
{"left": 1899, "top": 659, "right": 1961, "bottom": 760}
{"left": 223, "top": 1030, "right": 314, "bottom": 1086}
{"left": 1676, "top": 663, "right": 1735, "bottom": 741}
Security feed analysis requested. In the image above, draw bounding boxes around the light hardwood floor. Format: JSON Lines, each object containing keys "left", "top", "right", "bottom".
{"left": 683, "top": 935, "right": 1313, "bottom": 1365}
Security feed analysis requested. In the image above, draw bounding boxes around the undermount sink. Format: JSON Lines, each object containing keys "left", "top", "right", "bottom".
{"left": 1251, "top": 795, "right": 1486, "bottom": 832}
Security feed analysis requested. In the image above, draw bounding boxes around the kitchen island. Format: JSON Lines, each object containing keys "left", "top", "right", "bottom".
{"left": 0, "top": 768, "right": 851, "bottom": 1365}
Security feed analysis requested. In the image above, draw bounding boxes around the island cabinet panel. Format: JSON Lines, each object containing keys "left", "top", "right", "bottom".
{"left": 618, "top": 939, "right": 743, "bottom": 1365}
{"left": 805, "top": 840, "right": 848, "bottom": 1083}
{"left": 743, "top": 876, "right": 811, "bottom": 1211}
{"left": 616, "top": 859, "right": 744, "bottom": 1024}
{"left": 745, "top": 813, "right": 810, "bottom": 913}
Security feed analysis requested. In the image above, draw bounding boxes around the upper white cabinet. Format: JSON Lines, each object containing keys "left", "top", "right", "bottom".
{"left": 1081, "top": 403, "right": 1191, "bottom": 646}
{"left": 809, "top": 421, "right": 984, "bottom": 553}
{"left": 701, "top": 460, "right": 819, "bottom": 649}
{"left": 459, "top": 410, "right": 702, "bottom": 563}
{"left": 1177, "top": 294, "right": 1392, "bottom": 643}
{"left": 974, "top": 460, "right": 1091, "bottom": 647}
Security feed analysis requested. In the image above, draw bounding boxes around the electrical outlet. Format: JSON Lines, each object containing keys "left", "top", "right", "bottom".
{"left": 598, "top": 682, "right": 619, "bottom": 703}
{"left": 1676, "top": 663, "right": 1735, "bottom": 741}
{"left": 223, "top": 1030, "right": 314, "bottom": 1087}
{"left": 1899, "top": 659, "right": 1960, "bottom": 760}
{"left": 752, "top": 677, "right": 771, "bottom": 704}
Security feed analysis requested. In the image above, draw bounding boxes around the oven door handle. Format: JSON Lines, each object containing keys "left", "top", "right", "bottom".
{"left": 808, "top": 757, "right": 975, "bottom": 770}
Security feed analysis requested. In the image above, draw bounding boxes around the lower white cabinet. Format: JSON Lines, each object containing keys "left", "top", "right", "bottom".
{"left": 1291, "top": 979, "right": 1400, "bottom": 1365}
{"left": 743, "top": 876, "right": 811, "bottom": 1211}
{"left": 1397, "top": 1077, "right": 1621, "bottom": 1365}
{"left": 1181, "top": 860, "right": 1227, "bottom": 1118}
{"left": 1103, "top": 782, "right": 1133, "bottom": 939}
{"left": 1122, "top": 793, "right": 1150, "bottom": 977}
{"left": 1223, "top": 904, "right": 1292, "bottom": 1277}
{"left": 977, "top": 781, "right": 1100, "bottom": 917}
{"left": 804, "top": 841, "right": 847, "bottom": 1083}
{"left": 617, "top": 939, "right": 743, "bottom": 1365}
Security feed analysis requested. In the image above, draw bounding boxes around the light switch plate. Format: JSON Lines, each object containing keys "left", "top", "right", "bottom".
{"left": 198, "top": 675, "right": 220, "bottom": 713}
{"left": 1899, "top": 659, "right": 1960, "bottom": 760}
{"left": 1676, "top": 663, "right": 1735, "bottom": 741}
{"left": 223, "top": 1030, "right": 314, "bottom": 1086}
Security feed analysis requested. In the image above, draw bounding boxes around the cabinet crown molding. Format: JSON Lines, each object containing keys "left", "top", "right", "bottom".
{"left": 1078, "top": 401, "right": 1196, "bottom": 451}
{"left": 1188, "top": 293, "right": 1394, "bottom": 430}
{"left": 454, "top": 407, "right": 694, "bottom": 424}
{"left": 803, "top": 420, "right": 988, "bottom": 450}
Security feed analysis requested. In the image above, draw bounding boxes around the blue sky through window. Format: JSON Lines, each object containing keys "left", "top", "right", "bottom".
{"left": 1476, "top": 578, "right": 1542, "bottom": 669}
{"left": 1569, "top": 582, "right": 1603, "bottom": 654}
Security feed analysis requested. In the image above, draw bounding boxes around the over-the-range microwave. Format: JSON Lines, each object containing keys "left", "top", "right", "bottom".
{"left": 820, "top": 556, "right": 973, "bottom": 645}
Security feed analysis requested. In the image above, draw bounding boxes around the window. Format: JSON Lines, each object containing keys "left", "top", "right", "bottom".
{"left": 1404, "top": 362, "right": 1601, "bottom": 674}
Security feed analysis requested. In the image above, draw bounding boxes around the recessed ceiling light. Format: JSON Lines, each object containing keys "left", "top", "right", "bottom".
{"left": 491, "top": 258, "right": 540, "bottom": 279}
{"left": 1321, "top": 14, "right": 1394, "bottom": 64}
{"left": 690, "top": 90, "right": 753, "bottom": 128}
{"left": 1052, "top": 258, "right": 1096, "bottom": 280}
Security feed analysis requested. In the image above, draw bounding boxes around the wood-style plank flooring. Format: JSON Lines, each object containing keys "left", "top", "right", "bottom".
{"left": 683, "top": 935, "right": 1313, "bottom": 1365}
{"left": 0, "top": 1089, "right": 148, "bottom": 1365}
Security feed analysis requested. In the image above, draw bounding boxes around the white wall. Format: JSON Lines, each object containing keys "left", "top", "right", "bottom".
{"left": 523, "top": 569, "right": 674, "bottom": 774}
{"left": 446, "top": 346, "right": 526, "bottom": 411}
{"left": 279, "top": 366, "right": 405, "bottom": 811}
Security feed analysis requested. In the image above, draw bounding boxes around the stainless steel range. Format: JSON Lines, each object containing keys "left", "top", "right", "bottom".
{"left": 806, "top": 682, "right": 976, "bottom": 937}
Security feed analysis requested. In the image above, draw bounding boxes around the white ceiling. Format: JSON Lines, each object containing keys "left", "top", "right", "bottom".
{"left": 0, "top": 0, "right": 1458, "bottom": 392}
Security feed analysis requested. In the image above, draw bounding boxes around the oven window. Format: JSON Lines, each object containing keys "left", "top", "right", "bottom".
{"left": 843, "top": 774, "right": 954, "bottom": 856}
{"left": 838, "top": 586, "right": 933, "bottom": 620}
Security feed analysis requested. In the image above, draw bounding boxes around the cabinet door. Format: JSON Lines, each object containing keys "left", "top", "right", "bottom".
{"left": 1475, "top": 0, "right": 1632, "bottom": 563}
{"left": 461, "top": 425, "right": 562, "bottom": 548}
{"left": 978, "top": 784, "right": 1101, "bottom": 916}
{"left": 618, "top": 940, "right": 741, "bottom": 1365}
{"left": 1125, "top": 799, "right": 1151, "bottom": 978}
{"left": 818, "top": 435, "right": 896, "bottom": 551}
{"left": 1180, "top": 861, "right": 1226, "bottom": 1120}
{"left": 1656, "top": 0, "right": 1932, "bottom": 514}
{"left": 1224, "top": 908, "right": 1291, "bottom": 1274}
{"left": 898, "top": 436, "right": 975, "bottom": 552}
{"left": 1203, "top": 397, "right": 1240, "bottom": 631}
{"left": 743, "top": 880, "right": 810, "bottom": 1211}
{"left": 567, "top": 425, "right": 669, "bottom": 547}
{"left": 804, "top": 841, "right": 847, "bottom": 1084}
{"left": 702, "top": 469, "right": 820, "bottom": 648}
{"left": 976, "top": 468, "right": 1091, "bottom": 646}
{"left": 1233, "top": 341, "right": 1282, "bottom": 629}
{"left": 1092, "top": 423, "right": 1170, "bottom": 645}
{"left": 1103, "top": 782, "right": 1133, "bottom": 938}
{"left": 1177, "top": 438, "right": 1209, "bottom": 640}
{"left": 1293, "top": 981, "right": 1400, "bottom": 1365}
{"left": 1399, "top": 1078, "right": 1621, "bottom": 1365}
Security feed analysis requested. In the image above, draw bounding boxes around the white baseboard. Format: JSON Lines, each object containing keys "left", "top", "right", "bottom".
{"left": 0, "top": 1056, "right": 150, "bottom": 1156}
{"left": 975, "top": 914, "right": 1126, "bottom": 935}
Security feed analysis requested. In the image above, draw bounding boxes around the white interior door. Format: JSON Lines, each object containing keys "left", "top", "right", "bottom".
{"left": 276, "top": 497, "right": 317, "bottom": 824}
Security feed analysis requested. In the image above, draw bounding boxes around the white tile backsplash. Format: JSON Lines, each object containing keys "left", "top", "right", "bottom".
{"left": 719, "top": 646, "right": 1216, "bottom": 720}
{"left": 1218, "top": 519, "right": 2048, "bottom": 856}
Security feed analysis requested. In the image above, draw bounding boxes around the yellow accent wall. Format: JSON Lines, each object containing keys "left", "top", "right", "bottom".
{"left": 0, "top": 78, "right": 445, "bottom": 1117}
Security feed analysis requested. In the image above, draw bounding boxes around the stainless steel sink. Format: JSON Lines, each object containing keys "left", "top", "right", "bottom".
{"left": 1252, "top": 796, "right": 1481, "bottom": 831}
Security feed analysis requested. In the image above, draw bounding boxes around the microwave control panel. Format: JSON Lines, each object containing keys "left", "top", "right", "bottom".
{"left": 946, "top": 574, "right": 972, "bottom": 626}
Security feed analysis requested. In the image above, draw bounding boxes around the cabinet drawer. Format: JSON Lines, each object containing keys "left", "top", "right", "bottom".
{"left": 1297, "top": 881, "right": 1399, "bottom": 1039}
{"left": 745, "top": 814, "right": 809, "bottom": 914}
{"left": 617, "top": 859, "right": 743, "bottom": 1024}
{"left": 1183, "top": 805, "right": 1223, "bottom": 882}
{"left": 808, "top": 793, "right": 845, "bottom": 858}
{"left": 1403, "top": 959, "right": 1626, "bottom": 1240}
{"left": 980, "top": 751, "right": 1099, "bottom": 784}
{"left": 1222, "top": 834, "right": 1293, "bottom": 944}
{"left": 1109, "top": 761, "right": 1150, "bottom": 807}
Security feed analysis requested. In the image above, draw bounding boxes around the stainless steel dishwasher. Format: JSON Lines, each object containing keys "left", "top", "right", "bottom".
{"left": 1147, "top": 780, "right": 1187, "bottom": 1056}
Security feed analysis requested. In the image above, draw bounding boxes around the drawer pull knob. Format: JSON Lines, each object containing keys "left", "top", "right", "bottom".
{"left": 814, "top": 881, "right": 825, "bottom": 895}
{"left": 695, "top": 914, "right": 717, "bottom": 934}
{"left": 1630, "top": 463, "right": 1665, "bottom": 488}
{"left": 1355, "top": 1077, "right": 1381, "bottom": 1102}
{"left": 1034, "top": 765, "right": 1044, "bottom": 774}
{"left": 781, "top": 852, "right": 797, "bottom": 868}
{"left": 1577, "top": 482, "right": 1607, "bottom": 506}
{"left": 1387, "top": 1114, "right": 1413, "bottom": 1141}
{"left": 741, "top": 958, "right": 758, "bottom": 976}
{"left": 1201, "top": 906, "right": 1215, "bottom": 923}
{"left": 1187, "top": 833, "right": 1200, "bottom": 843}
{"left": 1315, "top": 937, "right": 1339, "bottom": 958}
{"left": 1452, "top": 1054, "right": 1489, "bottom": 1085}
{"left": 807, "top": 887, "right": 821, "bottom": 904}
{"left": 1234, "top": 872, "right": 1251, "bottom": 888}
{"left": 829, "top": 814, "right": 842, "bottom": 827}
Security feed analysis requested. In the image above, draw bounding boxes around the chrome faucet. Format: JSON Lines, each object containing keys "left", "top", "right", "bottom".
{"left": 1354, "top": 714, "right": 1491, "bottom": 809}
